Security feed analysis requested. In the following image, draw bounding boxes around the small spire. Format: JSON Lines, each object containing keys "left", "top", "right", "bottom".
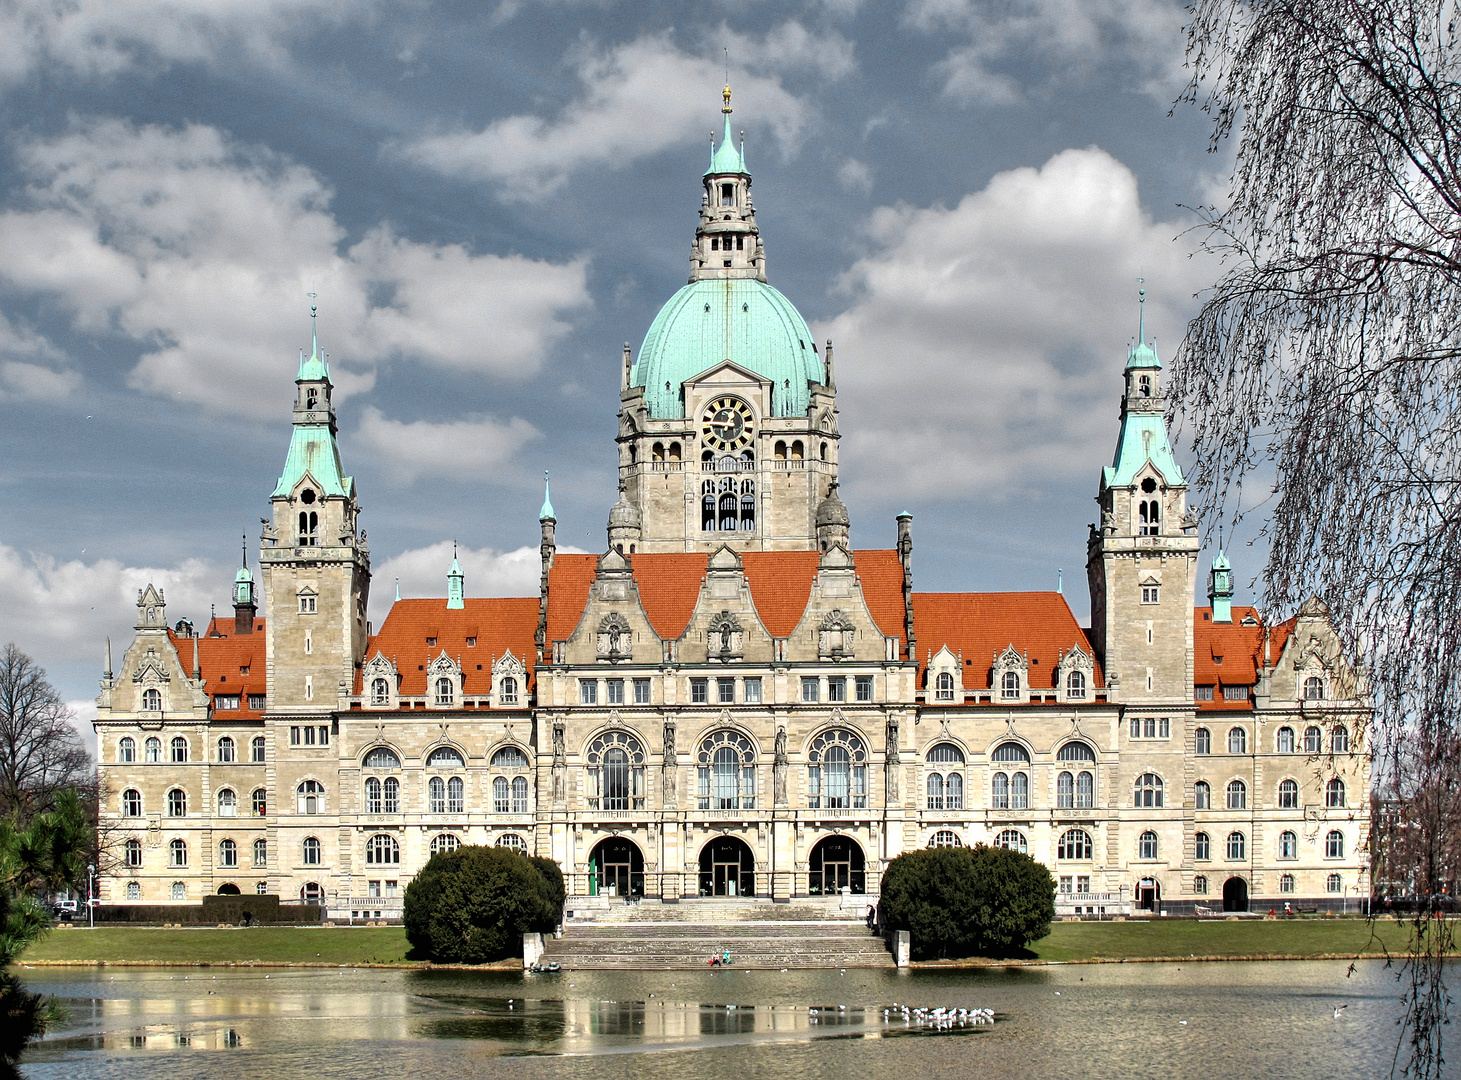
{"left": 539, "top": 471, "right": 556, "bottom": 522}
{"left": 241, "top": 533, "right": 248, "bottom": 569}
{"left": 104, "top": 636, "right": 113, "bottom": 680}
{"left": 394, "top": 576, "right": 401, "bottom": 602}
{"left": 309, "top": 292, "right": 318, "bottom": 358}
{"left": 1057, "top": 568, "right": 1064, "bottom": 594}
{"left": 1137, "top": 277, "right": 1146, "bottom": 346}
{"left": 447, "top": 543, "right": 465, "bottom": 610}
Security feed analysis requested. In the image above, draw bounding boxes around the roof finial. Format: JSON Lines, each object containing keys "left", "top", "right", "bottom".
{"left": 1057, "top": 568, "right": 1063, "bottom": 594}
{"left": 539, "top": 470, "right": 556, "bottom": 522}
{"left": 723, "top": 83, "right": 732, "bottom": 114}
{"left": 308, "top": 291, "right": 318, "bottom": 359}
{"left": 1137, "top": 277, "right": 1146, "bottom": 346}
{"left": 394, "top": 576, "right": 400, "bottom": 602}
{"left": 241, "top": 533, "right": 248, "bottom": 569}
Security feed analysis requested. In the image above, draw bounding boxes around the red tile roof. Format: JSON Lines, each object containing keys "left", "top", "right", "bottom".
{"left": 363, "top": 598, "right": 538, "bottom": 698}
{"left": 910, "top": 592, "right": 1102, "bottom": 691}
{"left": 1193, "top": 605, "right": 1295, "bottom": 712}
{"left": 168, "top": 620, "right": 267, "bottom": 718}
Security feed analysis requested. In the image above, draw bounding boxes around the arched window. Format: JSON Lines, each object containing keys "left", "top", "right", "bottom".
{"left": 253, "top": 838, "right": 267, "bottom": 867}
{"left": 1194, "top": 874, "right": 1208, "bottom": 895}
{"left": 1278, "top": 778, "right": 1299, "bottom": 808}
{"left": 448, "top": 776, "right": 464, "bottom": 814}
{"left": 493, "top": 775, "right": 509, "bottom": 813}
{"left": 1195, "top": 831, "right": 1211, "bottom": 860}
{"left": 119, "top": 737, "right": 136, "bottom": 763}
{"left": 1303, "top": 726, "right": 1322, "bottom": 753}
{"left": 252, "top": 788, "right": 266, "bottom": 816}
{"left": 741, "top": 483, "right": 755, "bottom": 529}
{"left": 497, "top": 833, "right": 528, "bottom": 854}
{"left": 1226, "top": 779, "right": 1247, "bottom": 809}
{"left": 1138, "top": 831, "right": 1158, "bottom": 859}
{"left": 297, "top": 779, "right": 324, "bottom": 815}
{"left": 126, "top": 880, "right": 141, "bottom": 900}
{"left": 1011, "top": 770, "right": 1029, "bottom": 809}
{"left": 1057, "top": 771, "right": 1075, "bottom": 809}
{"left": 430, "top": 776, "right": 447, "bottom": 814}
{"left": 170, "top": 736, "right": 188, "bottom": 763}
{"left": 935, "top": 672, "right": 955, "bottom": 701}
{"left": 1058, "top": 829, "right": 1093, "bottom": 860}
{"left": 587, "top": 731, "right": 647, "bottom": 812}
{"left": 1227, "top": 727, "right": 1247, "bottom": 754}
{"left": 363, "top": 747, "right": 400, "bottom": 770}
{"left": 992, "top": 771, "right": 1010, "bottom": 809}
{"left": 219, "top": 839, "right": 237, "bottom": 867}
{"left": 1304, "top": 675, "right": 1324, "bottom": 700}
{"left": 300, "top": 882, "right": 324, "bottom": 902}
{"left": 1280, "top": 873, "right": 1296, "bottom": 894}
{"left": 427, "top": 746, "right": 465, "bottom": 769}
{"left": 124, "top": 838, "right": 142, "bottom": 867}
{"left": 926, "top": 773, "right": 945, "bottom": 810}
{"left": 370, "top": 678, "right": 389, "bottom": 705}
{"left": 171, "top": 881, "right": 187, "bottom": 901}
{"left": 946, "top": 772, "right": 964, "bottom": 810}
{"left": 928, "top": 830, "right": 962, "bottom": 848}
{"left": 499, "top": 676, "right": 519, "bottom": 705}
{"left": 995, "top": 829, "right": 1028, "bottom": 854}
{"left": 992, "top": 742, "right": 1030, "bottom": 763}
{"left": 1279, "top": 830, "right": 1298, "bottom": 859}
{"left": 383, "top": 777, "right": 399, "bottom": 813}
{"left": 702, "top": 482, "right": 716, "bottom": 530}
{"left": 302, "top": 837, "right": 321, "bottom": 866}
{"left": 1226, "top": 831, "right": 1246, "bottom": 860}
{"left": 430, "top": 833, "right": 461, "bottom": 855}
{"left": 1077, "top": 770, "right": 1094, "bottom": 808}
{"left": 298, "top": 510, "right": 318, "bottom": 545}
{"left": 122, "top": 789, "right": 142, "bottom": 816}
{"left": 512, "top": 775, "right": 529, "bottom": 813}
{"left": 1000, "top": 670, "right": 1020, "bottom": 699}
{"left": 1327, "top": 873, "right": 1342, "bottom": 893}
{"left": 718, "top": 491, "right": 738, "bottom": 530}
{"left": 1273, "top": 726, "right": 1294, "bottom": 753}
{"left": 1194, "top": 780, "right": 1211, "bottom": 809}
{"left": 1066, "top": 670, "right": 1087, "bottom": 699}
{"left": 491, "top": 746, "right": 529, "bottom": 769}
{"left": 217, "top": 737, "right": 235, "bottom": 763}
{"left": 142, "top": 688, "right": 162, "bottom": 711}
{"left": 434, "top": 677, "right": 455, "bottom": 706}
{"left": 1134, "top": 773, "right": 1164, "bottom": 807}
{"left": 166, "top": 788, "right": 186, "bottom": 817}
{"left": 807, "top": 729, "right": 867, "bottom": 810}
{"left": 364, "top": 777, "right": 382, "bottom": 814}
{"left": 1195, "top": 727, "right": 1211, "bottom": 755}
{"left": 169, "top": 838, "right": 187, "bottom": 867}
{"left": 1326, "top": 777, "right": 1346, "bottom": 807}
{"left": 926, "top": 742, "right": 965, "bottom": 764}
{"left": 216, "top": 788, "right": 237, "bottom": 817}
{"left": 366, "top": 834, "right": 399, "bottom": 865}
{"left": 1332, "top": 726, "right": 1350, "bottom": 753}
{"left": 1056, "top": 741, "right": 1096, "bottom": 763}
{"left": 1138, "top": 499, "right": 1160, "bottom": 534}
{"left": 251, "top": 736, "right": 266, "bottom": 763}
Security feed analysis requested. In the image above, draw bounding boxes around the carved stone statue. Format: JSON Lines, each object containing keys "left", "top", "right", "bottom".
{"left": 552, "top": 720, "right": 566, "bottom": 802}
{"left": 552, "top": 721, "right": 565, "bottom": 766}
{"left": 663, "top": 719, "right": 676, "bottom": 758}
{"left": 773, "top": 727, "right": 788, "bottom": 805}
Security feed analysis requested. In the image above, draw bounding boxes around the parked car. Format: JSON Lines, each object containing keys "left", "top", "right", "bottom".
{"left": 52, "top": 899, "right": 78, "bottom": 920}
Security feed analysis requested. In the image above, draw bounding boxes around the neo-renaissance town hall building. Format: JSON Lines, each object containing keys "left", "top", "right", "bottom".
{"left": 94, "top": 92, "right": 1370, "bottom": 918}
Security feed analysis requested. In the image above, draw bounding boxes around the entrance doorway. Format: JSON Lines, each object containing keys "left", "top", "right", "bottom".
{"left": 589, "top": 837, "right": 644, "bottom": 897}
{"left": 699, "top": 836, "right": 755, "bottom": 897}
{"left": 808, "top": 836, "right": 865, "bottom": 895}
{"left": 1223, "top": 876, "right": 1249, "bottom": 912}
{"left": 217, "top": 883, "right": 241, "bottom": 895}
{"left": 1137, "top": 879, "right": 1160, "bottom": 911}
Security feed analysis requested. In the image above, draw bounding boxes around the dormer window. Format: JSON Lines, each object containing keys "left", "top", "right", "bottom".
{"left": 935, "top": 672, "right": 955, "bottom": 701}
{"left": 370, "top": 678, "right": 389, "bottom": 706}
{"left": 435, "top": 677, "right": 455, "bottom": 706}
{"left": 142, "top": 688, "right": 162, "bottom": 711}
{"left": 1000, "top": 670, "right": 1020, "bottom": 699}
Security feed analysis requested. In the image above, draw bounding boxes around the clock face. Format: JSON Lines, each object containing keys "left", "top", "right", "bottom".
{"left": 701, "top": 396, "right": 754, "bottom": 453}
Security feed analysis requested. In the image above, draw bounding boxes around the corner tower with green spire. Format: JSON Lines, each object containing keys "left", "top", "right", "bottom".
{"left": 615, "top": 88, "right": 842, "bottom": 554}
{"left": 1086, "top": 287, "right": 1199, "bottom": 710}
{"left": 259, "top": 301, "right": 371, "bottom": 714}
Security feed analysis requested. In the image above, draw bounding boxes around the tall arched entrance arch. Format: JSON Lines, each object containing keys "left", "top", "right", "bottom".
{"left": 699, "top": 836, "right": 755, "bottom": 897}
{"left": 808, "top": 835, "right": 865, "bottom": 896}
{"left": 589, "top": 837, "right": 644, "bottom": 898}
{"left": 1223, "top": 876, "right": 1249, "bottom": 913}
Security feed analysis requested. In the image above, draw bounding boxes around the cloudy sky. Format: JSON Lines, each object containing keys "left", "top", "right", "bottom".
{"left": 0, "top": 0, "right": 1243, "bottom": 720}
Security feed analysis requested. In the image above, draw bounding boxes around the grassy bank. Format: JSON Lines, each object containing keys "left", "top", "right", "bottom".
{"left": 17, "top": 918, "right": 1425, "bottom": 969}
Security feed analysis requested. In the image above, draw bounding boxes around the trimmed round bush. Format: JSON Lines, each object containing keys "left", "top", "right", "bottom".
{"left": 879, "top": 844, "right": 1055, "bottom": 959}
{"left": 404, "top": 845, "right": 563, "bottom": 963}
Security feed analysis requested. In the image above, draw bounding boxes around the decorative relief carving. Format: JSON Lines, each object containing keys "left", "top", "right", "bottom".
{"left": 707, "top": 610, "right": 744, "bottom": 659}
{"left": 597, "top": 613, "right": 632, "bottom": 659}
{"left": 818, "top": 609, "right": 856, "bottom": 658}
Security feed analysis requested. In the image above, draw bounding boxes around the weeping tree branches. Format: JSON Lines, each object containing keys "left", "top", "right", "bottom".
{"left": 1177, "top": 2, "right": 1461, "bottom": 1076}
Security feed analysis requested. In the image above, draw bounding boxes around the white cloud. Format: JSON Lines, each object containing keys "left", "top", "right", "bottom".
{"left": 714, "top": 21, "right": 858, "bottom": 82}
{"left": 354, "top": 406, "right": 543, "bottom": 483}
{"left": 818, "top": 146, "right": 1212, "bottom": 501}
{"left": 906, "top": 0, "right": 1187, "bottom": 104}
{"left": 838, "top": 159, "right": 873, "bottom": 193}
{"left": 397, "top": 32, "right": 814, "bottom": 199}
{"left": 0, "top": 118, "right": 591, "bottom": 417}
{"left": 368, "top": 540, "right": 587, "bottom": 628}
{"left": 0, "top": 0, "right": 382, "bottom": 88}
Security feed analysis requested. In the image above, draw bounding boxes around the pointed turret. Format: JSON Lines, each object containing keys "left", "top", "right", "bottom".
{"left": 690, "top": 85, "right": 765, "bottom": 284}
{"left": 537, "top": 472, "right": 556, "bottom": 662}
{"left": 607, "top": 480, "right": 642, "bottom": 554}
{"left": 233, "top": 535, "right": 257, "bottom": 635}
{"left": 447, "top": 544, "right": 465, "bottom": 609}
{"left": 1208, "top": 549, "right": 1234, "bottom": 623}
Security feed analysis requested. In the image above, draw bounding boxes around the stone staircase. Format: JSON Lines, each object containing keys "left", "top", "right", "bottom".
{"left": 541, "top": 899, "right": 895, "bottom": 970}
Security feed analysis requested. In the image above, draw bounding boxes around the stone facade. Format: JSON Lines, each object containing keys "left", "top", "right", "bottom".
{"left": 92, "top": 96, "right": 1370, "bottom": 917}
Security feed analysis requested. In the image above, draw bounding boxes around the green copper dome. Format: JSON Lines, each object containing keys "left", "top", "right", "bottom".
{"left": 631, "top": 278, "right": 822, "bottom": 419}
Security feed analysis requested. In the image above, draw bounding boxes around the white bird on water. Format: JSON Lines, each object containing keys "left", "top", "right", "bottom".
{"left": 1334, "top": 1005, "right": 1348, "bottom": 1019}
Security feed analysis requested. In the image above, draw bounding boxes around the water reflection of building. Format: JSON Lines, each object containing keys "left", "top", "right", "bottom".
{"left": 93, "top": 90, "right": 1370, "bottom": 918}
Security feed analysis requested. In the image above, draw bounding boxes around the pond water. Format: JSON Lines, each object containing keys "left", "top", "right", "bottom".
{"left": 18, "top": 960, "right": 1443, "bottom": 1079}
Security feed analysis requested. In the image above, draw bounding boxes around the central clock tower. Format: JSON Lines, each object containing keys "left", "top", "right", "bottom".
{"left": 609, "top": 89, "right": 842, "bottom": 554}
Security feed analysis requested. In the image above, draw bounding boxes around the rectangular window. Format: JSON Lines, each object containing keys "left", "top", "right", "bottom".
{"left": 579, "top": 680, "right": 598, "bottom": 705}
{"left": 856, "top": 675, "right": 874, "bottom": 702}
{"left": 807, "top": 765, "right": 821, "bottom": 809}
{"left": 606, "top": 679, "right": 624, "bottom": 705}
{"left": 299, "top": 594, "right": 317, "bottom": 613}
{"left": 1195, "top": 685, "right": 1214, "bottom": 701}
{"left": 248, "top": 694, "right": 267, "bottom": 710}
{"left": 215, "top": 695, "right": 240, "bottom": 711}
{"left": 633, "top": 678, "right": 651, "bottom": 704}
{"left": 1159, "top": 717, "right": 1170, "bottom": 739}
{"left": 690, "top": 678, "right": 708, "bottom": 704}
{"left": 1223, "top": 685, "right": 1251, "bottom": 701}
{"left": 1077, "top": 875, "right": 1091, "bottom": 893}
{"left": 385, "top": 881, "right": 398, "bottom": 898}
{"left": 717, "top": 677, "right": 735, "bottom": 704}
{"left": 1142, "top": 716, "right": 1156, "bottom": 738}
{"left": 1140, "top": 586, "right": 1159, "bottom": 604}
{"left": 368, "top": 880, "right": 381, "bottom": 898}
{"left": 289, "top": 726, "right": 300, "bottom": 746}
{"left": 1059, "top": 875, "right": 1073, "bottom": 894}
{"left": 828, "top": 677, "right": 846, "bottom": 703}
{"left": 801, "top": 677, "right": 820, "bottom": 702}
{"left": 303, "top": 725, "right": 316, "bottom": 746}
{"left": 318, "top": 725, "right": 329, "bottom": 746}
{"left": 743, "top": 677, "right": 762, "bottom": 704}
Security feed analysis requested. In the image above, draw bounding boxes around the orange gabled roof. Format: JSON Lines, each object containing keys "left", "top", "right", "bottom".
{"left": 855, "top": 550, "right": 907, "bottom": 642}
{"left": 1193, "top": 605, "right": 1296, "bottom": 712}
{"left": 741, "top": 551, "right": 821, "bottom": 637}
{"left": 168, "top": 619, "right": 267, "bottom": 719}
{"left": 365, "top": 597, "right": 538, "bottom": 699}
{"left": 546, "top": 554, "right": 598, "bottom": 644}
{"left": 910, "top": 592, "right": 1101, "bottom": 691}
{"left": 632, "top": 553, "right": 710, "bottom": 638}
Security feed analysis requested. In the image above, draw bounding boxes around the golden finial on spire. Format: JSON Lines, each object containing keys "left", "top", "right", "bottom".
{"left": 723, "top": 85, "right": 732, "bottom": 113}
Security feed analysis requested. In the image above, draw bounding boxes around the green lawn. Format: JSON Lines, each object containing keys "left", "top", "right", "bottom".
{"left": 1021, "top": 917, "right": 1417, "bottom": 964}
{"left": 20, "top": 925, "right": 417, "bottom": 966}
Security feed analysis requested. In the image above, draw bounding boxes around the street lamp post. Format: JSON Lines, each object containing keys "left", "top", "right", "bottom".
{"left": 87, "top": 863, "right": 95, "bottom": 928}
